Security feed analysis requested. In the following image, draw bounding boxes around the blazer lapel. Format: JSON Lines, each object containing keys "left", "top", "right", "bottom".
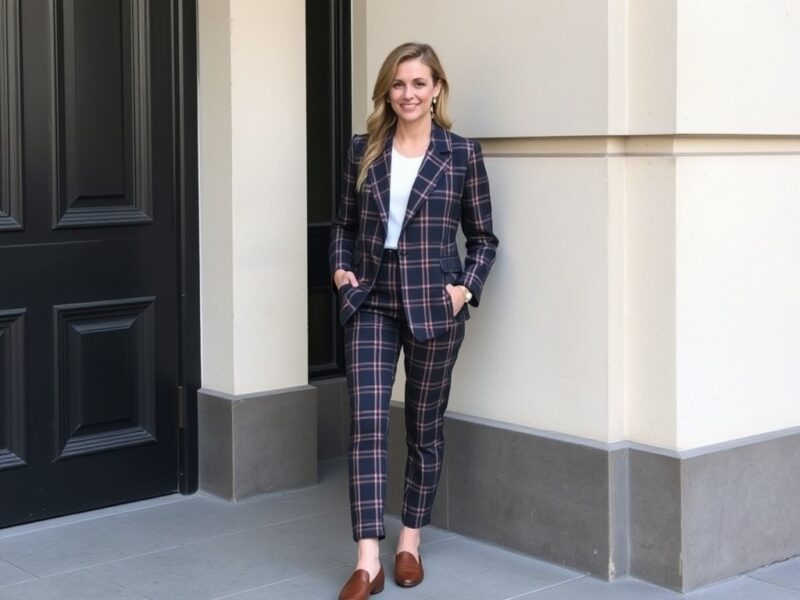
{"left": 367, "top": 134, "right": 394, "bottom": 233}
{"left": 402, "top": 123, "right": 451, "bottom": 230}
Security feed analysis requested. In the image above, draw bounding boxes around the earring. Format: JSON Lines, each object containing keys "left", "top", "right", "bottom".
{"left": 433, "top": 97, "right": 438, "bottom": 105}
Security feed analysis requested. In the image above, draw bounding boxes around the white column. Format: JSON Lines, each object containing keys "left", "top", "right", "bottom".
{"left": 199, "top": 0, "right": 308, "bottom": 396}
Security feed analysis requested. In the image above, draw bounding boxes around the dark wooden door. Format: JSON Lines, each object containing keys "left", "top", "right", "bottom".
{"left": 0, "top": 0, "right": 191, "bottom": 527}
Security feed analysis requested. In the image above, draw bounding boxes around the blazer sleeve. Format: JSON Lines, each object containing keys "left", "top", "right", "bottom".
{"left": 457, "top": 140, "right": 499, "bottom": 306}
{"left": 328, "top": 136, "right": 360, "bottom": 283}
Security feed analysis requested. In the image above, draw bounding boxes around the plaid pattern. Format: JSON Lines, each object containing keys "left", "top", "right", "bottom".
{"left": 343, "top": 251, "right": 465, "bottom": 541}
{"left": 330, "top": 123, "right": 499, "bottom": 342}
{"left": 331, "top": 123, "right": 497, "bottom": 541}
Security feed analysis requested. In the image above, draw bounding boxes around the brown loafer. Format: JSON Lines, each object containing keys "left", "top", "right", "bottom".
{"left": 394, "top": 551, "right": 424, "bottom": 587}
{"left": 338, "top": 565, "right": 384, "bottom": 600}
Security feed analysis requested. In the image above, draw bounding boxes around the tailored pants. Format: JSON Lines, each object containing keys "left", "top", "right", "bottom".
{"left": 343, "top": 249, "right": 465, "bottom": 542}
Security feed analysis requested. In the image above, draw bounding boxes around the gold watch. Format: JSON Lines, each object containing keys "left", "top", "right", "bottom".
{"left": 459, "top": 286, "right": 473, "bottom": 303}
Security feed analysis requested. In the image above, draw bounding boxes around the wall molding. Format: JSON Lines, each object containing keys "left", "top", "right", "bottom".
{"left": 444, "top": 409, "right": 800, "bottom": 460}
{"left": 479, "top": 135, "right": 800, "bottom": 158}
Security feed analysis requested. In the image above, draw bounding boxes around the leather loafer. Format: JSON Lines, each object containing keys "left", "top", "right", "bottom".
{"left": 338, "top": 565, "right": 384, "bottom": 600}
{"left": 394, "top": 551, "right": 424, "bottom": 587}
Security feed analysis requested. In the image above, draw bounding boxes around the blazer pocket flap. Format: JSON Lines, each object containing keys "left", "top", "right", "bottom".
{"left": 440, "top": 256, "right": 462, "bottom": 273}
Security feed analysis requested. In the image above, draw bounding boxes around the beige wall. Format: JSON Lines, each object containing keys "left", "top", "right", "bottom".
{"left": 675, "top": 155, "right": 800, "bottom": 448}
{"left": 623, "top": 155, "right": 677, "bottom": 449}
{"left": 676, "top": 0, "right": 800, "bottom": 134}
{"left": 354, "top": 0, "right": 800, "bottom": 450}
{"left": 198, "top": 0, "right": 308, "bottom": 395}
{"left": 353, "top": 0, "right": 614, "bottom": 138}
{"left": 626, "top": 0, "right": 677, "bottom": 134}
{"left": 452, "top": 155, "right": 615, "bottom": 442}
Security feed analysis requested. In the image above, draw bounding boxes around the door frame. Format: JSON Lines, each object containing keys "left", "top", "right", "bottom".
{"left": 174, "top": 0, "right": 199, "bottom": 495}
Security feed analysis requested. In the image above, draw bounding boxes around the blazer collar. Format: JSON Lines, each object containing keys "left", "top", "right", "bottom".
{"left": 369, "top": 121, "right": 452, "bottom": 232}
{"left": 429, "top": 121, "right": 452, "bottom": 156}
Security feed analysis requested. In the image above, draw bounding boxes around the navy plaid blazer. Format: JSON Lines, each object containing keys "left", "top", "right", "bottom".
{"left": 329, "top": 123, "right": 499, "bottom": 341}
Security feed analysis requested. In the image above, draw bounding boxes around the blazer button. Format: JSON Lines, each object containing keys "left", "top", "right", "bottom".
{"left": 399, "top": 250, "right": 407, "bottom": 256}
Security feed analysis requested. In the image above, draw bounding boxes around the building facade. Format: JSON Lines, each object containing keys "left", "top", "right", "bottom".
{"left": 1, "top": 0, "right": 798, "bottom": 594}
{"left": 197, "top": 0, "right": 800, "bottom": 592}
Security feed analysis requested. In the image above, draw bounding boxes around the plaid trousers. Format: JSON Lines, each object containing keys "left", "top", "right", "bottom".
{"left": 342, "top": 250, "right": 465, "bottom": 542}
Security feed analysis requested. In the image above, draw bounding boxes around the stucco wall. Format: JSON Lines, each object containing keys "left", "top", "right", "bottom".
{"left": 675, "top": 155, "right": 800, "bottom": 448}
{"left": 353, "top": 0, "right": 800, "bottom": 450}
{"left": 676, "top": 0, "right": 800, "bottom": 134}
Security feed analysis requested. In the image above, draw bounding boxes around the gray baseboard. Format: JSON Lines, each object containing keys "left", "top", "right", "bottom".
{"left": 312, "top": 377, "right": 349, "bottom": 460}
{"left": 386, "top": 403, "right": 618, "bottom": 577}
{"left": 198, "top": 385, "right": 317, "bottom": 500}
{"left": 628, "top": 448, "right": 682, "bottom": 588}
{"left": 383, "top": 403, "right": 800, "bottom": 593}
{"left": 679, "top": 432, "right": 800, "bottom": 590}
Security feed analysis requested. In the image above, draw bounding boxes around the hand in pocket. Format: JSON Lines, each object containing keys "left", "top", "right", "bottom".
{"left": 445, "top": 284, "right": 465, "bottom": 316}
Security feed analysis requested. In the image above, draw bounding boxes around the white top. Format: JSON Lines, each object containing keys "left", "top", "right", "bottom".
{"left": 384, "top": 148, "right": 424, "bottom": 249}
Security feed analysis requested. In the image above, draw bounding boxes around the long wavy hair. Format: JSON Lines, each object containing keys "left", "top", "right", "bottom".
{"left": 356, "top": 43, "right": 452, "bottom": 191}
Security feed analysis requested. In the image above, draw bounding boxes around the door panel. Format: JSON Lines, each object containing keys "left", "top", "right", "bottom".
{"left": 53, "top": 297, "right": 157, "bottom": 459}
{"left": 56, "top": 0, "right": 153, "bottom": 228}
{"left": 0, "top": 309, "right": 25, "bottom": 470}
{"left": 0, "top": 0, "right": 184, "bottom": 528}
{"left": 0, "top": 0, "right": 22, "bottom": 231}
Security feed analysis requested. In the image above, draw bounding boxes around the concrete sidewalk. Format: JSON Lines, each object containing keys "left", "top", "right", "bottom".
{"left": 1, "top": 458, "right": 798, "bottom": 599}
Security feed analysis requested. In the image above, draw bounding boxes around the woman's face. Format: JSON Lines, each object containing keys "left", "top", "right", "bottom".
{"left": 388, "top": 59, "right": 442, "bottom": 126}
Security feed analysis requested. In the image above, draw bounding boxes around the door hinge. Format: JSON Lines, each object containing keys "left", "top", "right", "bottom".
{"left": 176, "top": 385, "right": 187, "bottom": 430}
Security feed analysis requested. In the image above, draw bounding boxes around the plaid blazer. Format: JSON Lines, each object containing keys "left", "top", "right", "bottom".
{"left": 329, "top": 123, "right": 499, "bottom": 341}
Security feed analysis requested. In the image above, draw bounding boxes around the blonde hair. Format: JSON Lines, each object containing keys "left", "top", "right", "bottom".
{"left": 356, "top": 43, "right": 452, "bottom": 191}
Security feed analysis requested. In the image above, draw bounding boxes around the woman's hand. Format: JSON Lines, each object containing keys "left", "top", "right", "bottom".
{"left": 445, "top": 284, "right": 467, "bottom": 316}
{"left": 334, "top": 269, "right": 359, "bottom": 290}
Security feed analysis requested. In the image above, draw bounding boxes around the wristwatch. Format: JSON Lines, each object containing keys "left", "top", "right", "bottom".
{"left": 459, "top": 285, "right": 473, "bottom": 304}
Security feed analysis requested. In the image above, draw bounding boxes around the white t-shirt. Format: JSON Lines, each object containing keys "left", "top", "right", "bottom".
{"left": 384, "top": 148, "right": 424, "bottom": 249}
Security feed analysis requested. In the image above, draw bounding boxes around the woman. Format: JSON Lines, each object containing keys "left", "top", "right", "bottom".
{"left": 329, "top": 42, "right": 498, "bottom": 600}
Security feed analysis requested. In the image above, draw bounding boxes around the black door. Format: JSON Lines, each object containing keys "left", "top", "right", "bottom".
{"left": 0, "top": 0, "right": 195, "bottom": 528}
{"left": 306, "top": 0, "right": 350, "bottom": 378}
